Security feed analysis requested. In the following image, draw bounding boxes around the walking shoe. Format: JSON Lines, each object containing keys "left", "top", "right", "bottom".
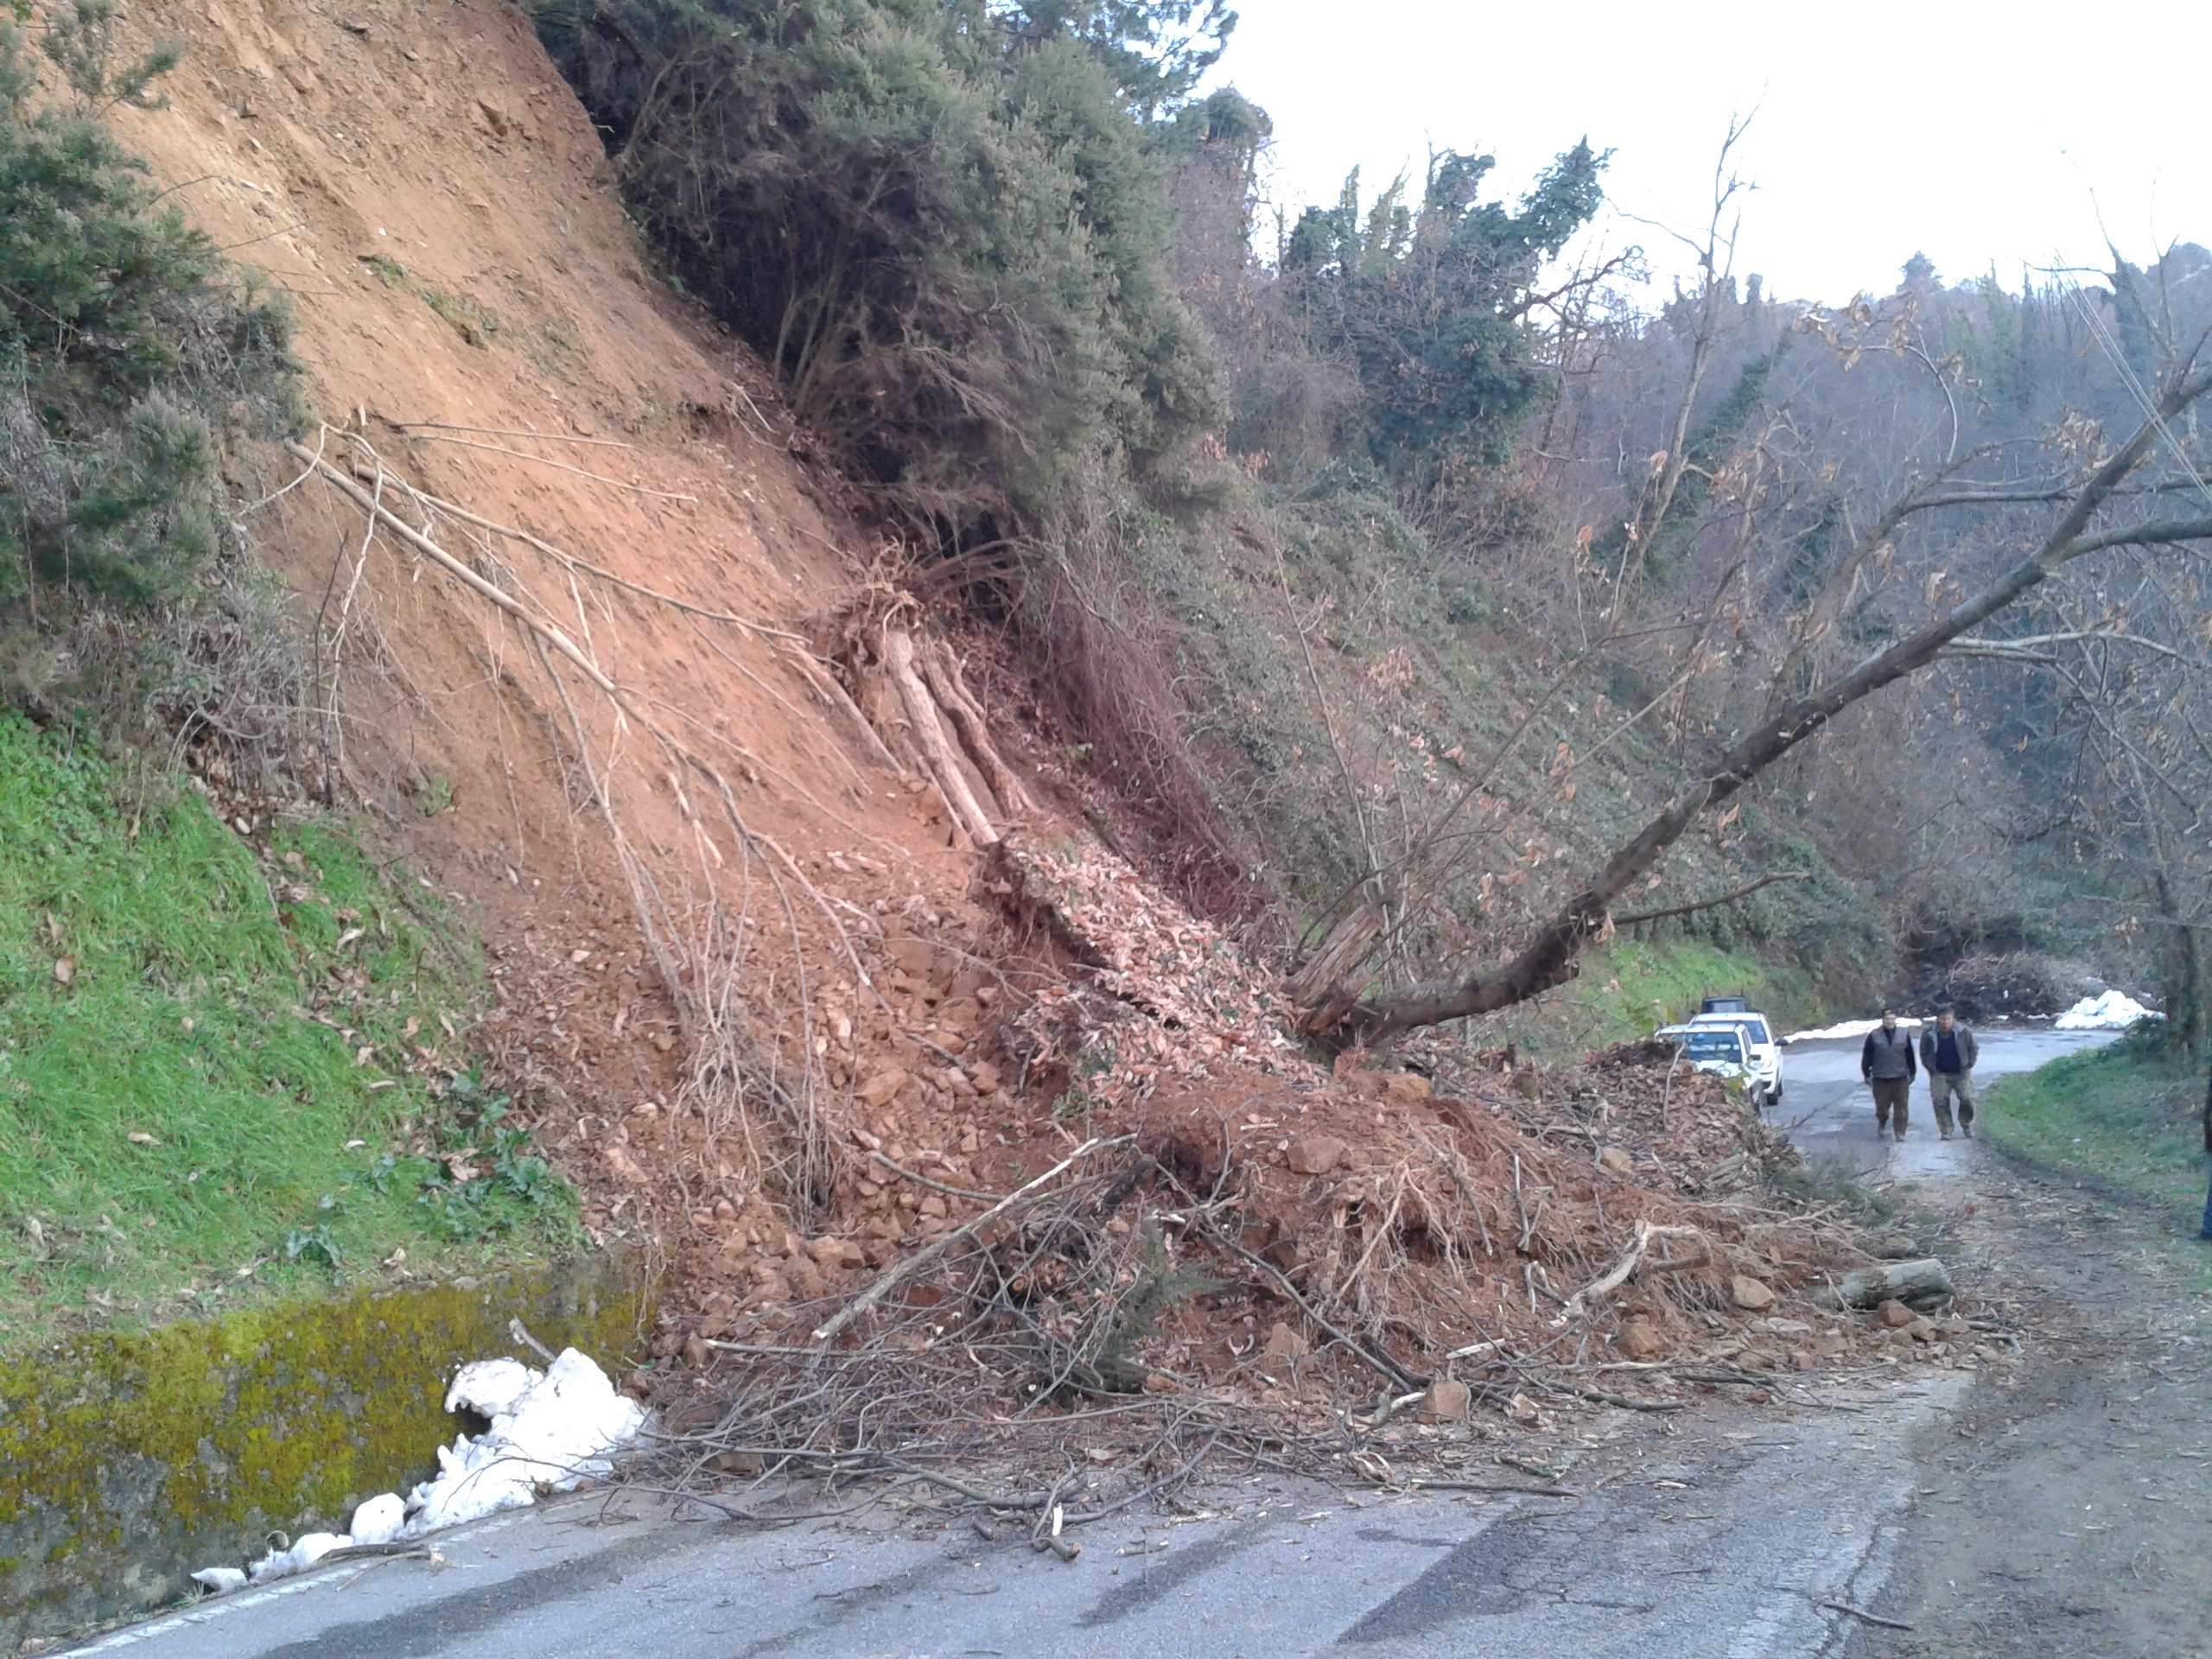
{"left": 1961, "top": 1122, "right": 1974, "bottom": 1140}
{"left": 1941, "top": 1131, "right": 1952, "bottom": 1141}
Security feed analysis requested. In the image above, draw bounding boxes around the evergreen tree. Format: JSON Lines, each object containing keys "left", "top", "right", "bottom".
{"left": 1281, "top": 143, "right": 1604, "bottom": 477}
{"left": 533, "top": 0, "right": 1223, "bottom": 543}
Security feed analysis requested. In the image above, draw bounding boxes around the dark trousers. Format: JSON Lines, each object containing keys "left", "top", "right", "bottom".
{"left": 1870, "top": 1077, "right": 1910, "bottom": 1135}
{"left": 1929, "top": 1070, "right": 1975, "bottom": 1133}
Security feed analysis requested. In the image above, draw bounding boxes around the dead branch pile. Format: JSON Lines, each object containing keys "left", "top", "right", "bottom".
{"left": 641, "top": 1028, "right": 1909, "bottom": 1531}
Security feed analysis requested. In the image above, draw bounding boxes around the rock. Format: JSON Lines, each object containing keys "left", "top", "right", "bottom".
{"left": 683, "top": 1332, "right": 710, "bottom": 1369}
{"left": 807, "top": 1236, "right": 866, "bottom": 1270}
{"left": 1878, "top": 1299, "right": 1916, "bottom": 1328}
{"left": 1287, "top": 1134, "right": 1348, "bottom": 1176}
{"left": 1810, "top": 1257, "right": 1955, "bottom": 1311}
{"left": 1381, "top": 1072, "right": 1432, "bottom": 1100}
{"left": 857, "top": 1068, "right": 910, "bottom": 1108}
{"left": 1762, "top": 1318, "right": 1812, "bottom": 1335}
{"left": 1261, "top": 1320, "right": 1307, "bottom": 1361}
{"left": 918, "top": 1193, "right": 948, "bottom": 1218}
{"left": 1907, "top": 1319, "right": 1940, "bottom": 1343}
{"left": 1504, "top": 1392, "right": 1542, "bottom": 1427}
{"left": 1731, "top": 1275, "right": 1776, "bottom": 1312}
{"left": 1598, "top": 1146, "right": 1635, "bottom": 1177}
{"left": 1618, "top": 1316, "right": 1667, "bottom": 1359}
{"left": 1421, "top": 1379, "right": 1471, "bottom": 1420}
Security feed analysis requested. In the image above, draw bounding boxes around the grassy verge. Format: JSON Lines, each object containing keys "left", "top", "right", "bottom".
{"left": 1980, "top": 1034, "right": 2209, "bottom": 1239}
{"left": 1484, "top": 938, "right": 1834, "bottom": 1059}
{"left": 0, "top": 715, "right": 575, "bottom": 1347}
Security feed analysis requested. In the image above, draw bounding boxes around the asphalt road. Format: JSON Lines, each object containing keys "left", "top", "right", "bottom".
{"left": 62, "top": 1384, "right": 1972, "bottom": 1659}
{"left": 56, "top": 1027, "right": 2127, "bottom": 1659}
{"left": 1775, "top": 1026, "right": 2118, "bottom": 1179}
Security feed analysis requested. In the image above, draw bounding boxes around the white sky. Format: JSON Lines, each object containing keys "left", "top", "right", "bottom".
{"left": 1207, "top": 0, "right": 2212, "bottom": 303}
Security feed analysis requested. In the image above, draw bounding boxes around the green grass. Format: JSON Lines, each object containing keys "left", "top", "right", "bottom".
{"left": 1981, "top": 1035, "right": 2209, "bottom": 1232}
{"left": 0, "top": 715, "right": 575, "bottom": 1347}
{"left": 1485, "top": 938, "right": 1834, "bottom": 1059}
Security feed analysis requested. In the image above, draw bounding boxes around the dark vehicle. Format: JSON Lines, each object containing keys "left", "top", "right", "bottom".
{"left": 1700, "top": 994, "right": 1751, "bottom": 1015}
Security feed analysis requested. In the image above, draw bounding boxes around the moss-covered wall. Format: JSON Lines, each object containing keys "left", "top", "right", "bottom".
{"left": 0, "top": 1255, "right": 650, "bottom": 1646}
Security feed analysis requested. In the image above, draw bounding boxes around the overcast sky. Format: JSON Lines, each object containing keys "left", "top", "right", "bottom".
{"left": 1207, "top": 2, "right": 2212, "bottom": 304}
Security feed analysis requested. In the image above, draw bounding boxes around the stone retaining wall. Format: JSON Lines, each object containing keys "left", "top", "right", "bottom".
{"left": 0, "top": 1256, "right": 648, "bottom": 1647}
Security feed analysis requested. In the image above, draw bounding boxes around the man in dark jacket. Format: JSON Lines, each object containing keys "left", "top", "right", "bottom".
{"left": 1861, "top": 1010, "right": 1917, "bottom": 1141}
{"left": 2199, "top": 1072, "right": 2211, "bottom": 1242}
{"left": 1919, "top": 1007, "right": 1980, "bottom": 1141}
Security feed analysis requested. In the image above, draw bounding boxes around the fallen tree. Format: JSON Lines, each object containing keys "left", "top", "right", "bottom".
{"left": 1307, "top": 353, "right": 2212, "bottom": 1044}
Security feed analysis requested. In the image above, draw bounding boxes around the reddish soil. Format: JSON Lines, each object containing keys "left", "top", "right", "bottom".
{"left": 101, "top": 0, "right": 1896, "bottom": 1410}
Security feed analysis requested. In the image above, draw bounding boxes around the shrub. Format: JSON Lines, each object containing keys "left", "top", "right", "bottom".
{"left": 0, "top": 0, "right": 296, "bottom": 612}
{"left": 532, "top": 0, "right": 1222, "bottom": 543}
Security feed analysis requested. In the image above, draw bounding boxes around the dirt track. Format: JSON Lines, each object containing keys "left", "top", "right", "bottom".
{"left": 1866, "top": 1148, "right": 2212, "bottom": 1657}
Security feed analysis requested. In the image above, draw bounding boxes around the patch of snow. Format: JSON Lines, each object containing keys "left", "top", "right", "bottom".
{"left": 2054, "top": 989, "right": 2162, "bottom": 1030}
{"left": 446, "top": 1356, "right": 536, "bottom": 1418}
{"left": 193, "top": 1347, "right": 644, "bottom": 1595}
{"left": 1783, "top": 1017, "right": 1923, "bottom": 1041}
{"left": 348, "top": 1491, "right": 407, "bottom": 1547}
{"left": 247, "top": 1531, "right": 348, "bottom": 1584}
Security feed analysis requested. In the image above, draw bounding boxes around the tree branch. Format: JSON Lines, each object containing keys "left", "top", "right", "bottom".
{"left": 1339, "top": 363, "right": 2212, "bottom": 1043}
{"left": 1612, "top": 870, "right": 1809, "bottom": 927}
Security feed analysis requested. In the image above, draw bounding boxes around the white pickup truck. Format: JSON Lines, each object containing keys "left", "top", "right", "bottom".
{"left": 1656, "top": 1008, "right": 1786, "bottom": 1109}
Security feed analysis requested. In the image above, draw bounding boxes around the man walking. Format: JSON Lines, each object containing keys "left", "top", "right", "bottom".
{"left": 1860, "top": 1010, "right": 1917, "bottom": 1142}
{"left": 1920, "top": 1007, "right": 1980, "bottom": 1141}
{"left": 2199, "top": 1073, "right": 2211, "bottom": 1243}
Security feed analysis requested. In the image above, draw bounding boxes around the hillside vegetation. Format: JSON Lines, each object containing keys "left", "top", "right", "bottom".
{"left": 0, "top": 716, "right": 573, "bottom": 1344}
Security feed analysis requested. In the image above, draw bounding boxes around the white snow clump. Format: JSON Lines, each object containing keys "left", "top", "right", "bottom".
{"left": 1783, "top": 1016, "right": 1923, "bottom": 1041}
{"left": 193, "top": 1347, "right": 643, "bottom": 1596}
{"left": 2055, "top": 989, "right": 2163, "bottom": 1030}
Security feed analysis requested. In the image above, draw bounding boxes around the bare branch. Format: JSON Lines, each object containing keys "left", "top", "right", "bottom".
{"left": 1612, "top": 870, "right": 1810, "bottom": 927}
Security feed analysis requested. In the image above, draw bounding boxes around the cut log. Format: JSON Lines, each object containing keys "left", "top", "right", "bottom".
{"left": 1811, "top": 1257, "right": 1955, "bottom": 1311}
{"left": 882, "top": 626, "right": 998, "bottom": 846}
{"left": 915, "top": 639, "right": 1035, "bottom": 818}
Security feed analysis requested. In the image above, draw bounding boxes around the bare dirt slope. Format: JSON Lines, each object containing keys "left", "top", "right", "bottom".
{"left": 95, "top": 0, "right": 1889, "bottom": 1410}
{"left": 108, "top": 0, "right": 997, "bottom": 1271}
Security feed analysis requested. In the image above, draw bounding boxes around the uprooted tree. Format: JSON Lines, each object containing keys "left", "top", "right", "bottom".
{"left": 1299, "top": 347, "right": 2212, "bottom": 1045}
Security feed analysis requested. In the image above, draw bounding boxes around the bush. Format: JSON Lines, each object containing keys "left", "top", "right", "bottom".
{"left": 0, "top": 1, "right": 296, "bottom": 611}
{"left": 534, "top": 0, "right": 1222, "bottom": 543}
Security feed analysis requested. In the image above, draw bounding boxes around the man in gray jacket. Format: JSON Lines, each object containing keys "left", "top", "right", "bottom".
{"left": 1919, "top": 1007, "right": 1980, "bottom": 1140}
{"left": 1860, "top": 1010, "right": 1918, "bottom": 1141}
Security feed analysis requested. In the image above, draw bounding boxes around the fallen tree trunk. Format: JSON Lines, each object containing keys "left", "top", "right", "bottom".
{"left": 914, "top": 639, "right": 1035, "bottom": 820}
{"left": 1334, "top": 363, "right": 2212, "bottom": 1045}
{"left": 882, "top": 626, "right": 999, "bottom": 846}
{"left": 1810, "top": 1257, "right": 1955, "bottom": 1311}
